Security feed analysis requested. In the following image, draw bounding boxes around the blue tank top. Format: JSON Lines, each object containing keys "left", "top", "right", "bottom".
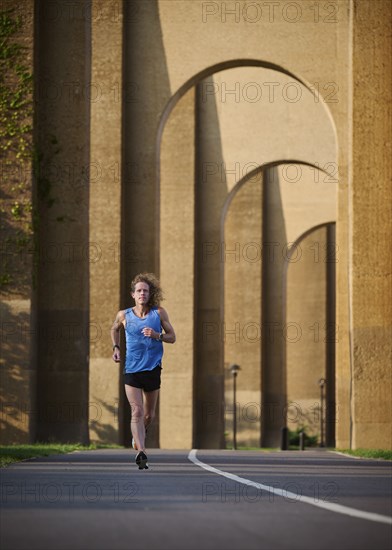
{"left": 124, "top": 307, "right": 163, "bottom": 373}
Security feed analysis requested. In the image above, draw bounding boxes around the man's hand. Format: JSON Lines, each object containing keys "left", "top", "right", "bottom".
{"left": 141, "top": 327, "right": 159, "bottom": 339}
{"left": 112, "top": 348, "right": 121, "bottom": 363}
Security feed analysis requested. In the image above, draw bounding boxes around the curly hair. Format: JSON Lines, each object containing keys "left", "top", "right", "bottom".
{"left": 130, "top": 272, "right": 163, "bottom": 307}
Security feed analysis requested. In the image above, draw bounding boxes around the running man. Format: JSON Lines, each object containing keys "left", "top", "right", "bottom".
{"left": 111, "top": 273, "right": 176, "bottom": 469}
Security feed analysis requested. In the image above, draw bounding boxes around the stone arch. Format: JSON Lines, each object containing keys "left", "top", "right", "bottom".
{"left": 157, "top": 62, "right": 337, "bottom": 448}
{"left": 222, "top": 163, "right": 336, "bottom": 448}
{"left": 157, "top": 58, "right": 336, "bottom": 146}
{"left": 282, "top": 222, "right": 336, "bottom": 447}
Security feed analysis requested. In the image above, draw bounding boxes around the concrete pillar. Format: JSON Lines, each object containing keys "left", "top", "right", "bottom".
{"left": 121, "top": 0, "right": 171, "bottom": 446}
{"left": 122, "top": 0, "right": 171, "bottom": 278}
{"left": 89, "top": 0, "right": 123, "bottom": 444}
{"left": 261, "top": 166, "right": 288, "bottom": 447}
{"left": 350, "top": 0, "right": 392, "bottom": 449}
{"left": 35, "top": 0, "right": 90, "bottom": 443}
{"left": 159, "top": 88, "right": 196, "bottom": 449}
{"left": 334, "top": 6, "right": 352, "bottom": 451}
{"left": 194, "top": 79, "right": 227, "bottom": 448}
{"left": 224, "top": 172, "right": 263, "bottom": 448}
{"left": 262, "top": 162, "right": 336, "bottom": 447}
{"left": 286, "top": 227, "right": 329, "bottom": 439}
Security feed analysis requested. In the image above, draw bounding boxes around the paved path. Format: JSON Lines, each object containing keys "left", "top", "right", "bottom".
{"left": 1, "top": 449, "right": 391, "bottom": 550}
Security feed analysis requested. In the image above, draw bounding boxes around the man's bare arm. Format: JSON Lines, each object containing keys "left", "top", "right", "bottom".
{"left": 111, "top": 310, "right": 125, "bottom": 362}
{"left": 158, "top": 307, "right": 176, "bottom": 344}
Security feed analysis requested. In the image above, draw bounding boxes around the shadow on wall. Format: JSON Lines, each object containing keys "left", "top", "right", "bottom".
{"left": 0, "top": 301, "right": 33, "bottom": 443}
{"left": 89, "top": 398, "right": 121, "bottom": 445}
{"left": 121, "top": 0, "right": 171, "bottom": 447}
{"left": 0, "top": 185, "right": 34, "bottom": 299}
{"left": 193, "top": 76, "right": 227, "bottom": 449}
{"left": 34, "top": 0, "right": 90, "bottom": 444}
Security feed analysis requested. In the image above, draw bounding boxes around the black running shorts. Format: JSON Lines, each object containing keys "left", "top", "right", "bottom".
{"left": 124, "top": 365, "right": 162, "bottom": 392}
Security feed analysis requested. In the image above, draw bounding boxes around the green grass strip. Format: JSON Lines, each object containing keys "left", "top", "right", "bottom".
{"left": 235, "top": 446, "right": 392, "bottom": 460}
{"left": 0, "top": 443, "right": 123, "bottom": 467}
{"left": 335, "top": 448, "right": 392, "bottom": 460}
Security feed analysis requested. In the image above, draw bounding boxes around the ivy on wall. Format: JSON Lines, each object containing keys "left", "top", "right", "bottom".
{"left": 1, "top": 8, "right": 68, "bottom": 293}
{"left": 0, "top": 8, "right": 34, "bottom": 292}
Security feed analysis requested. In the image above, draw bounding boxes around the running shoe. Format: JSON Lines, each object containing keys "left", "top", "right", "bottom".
{"left": 135, "top": 451, "right": 149, "bottom": 470}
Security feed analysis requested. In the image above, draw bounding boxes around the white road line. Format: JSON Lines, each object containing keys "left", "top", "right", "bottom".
{"left": 188, "top": 449, "right": 392, "bottom": 525}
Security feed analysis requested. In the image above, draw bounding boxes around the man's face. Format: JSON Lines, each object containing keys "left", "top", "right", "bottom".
{"left": 132, "top": 282, "right": 150, "bottom": 305}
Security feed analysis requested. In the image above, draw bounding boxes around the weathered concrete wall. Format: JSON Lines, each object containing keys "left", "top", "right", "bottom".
{"left": 264, "top": 163, "right": 336, "bottom": 446}
{"left": 0, "top": 300, "right": 34, "bottom": 443}
{"left": 34, "top": 0, "right": 90, "bottom": 443}
{"left": 189, "top": 59, "right": 338, "bottom": 446}
{"left": 0, "top": 0, "right": 35, "bottom": 443}
{"left": 96, "top": 0, "right": 389, "bottom": 451}
{"left": 286, "top": 227, "right": 328, "bottom": 438}
{"left": 278, "top": 165, "right": 336, "bottom": 443}
{"left": 159, "top": 88, "right": 196, "bottom": 449}
{"left": 122, "top": 0, "right": 171, "bottom": 278}
{"left": 88, "top": 0, "right": 123, "bottom": 444}
{"left": 120, "top": 1, "right": 172, "bottom": 446}
{"left": 156, "top": 2, "right": 343, "bottom": 447}
{"left": 194, "top": 80, "right": 227, "bottom": 448}
{"left": 350, "top": 0, "right": 392, "bottom": 449}
{"left": 334, "top": 0, "right": 352, "bottom": 450}
{"left": 196, "top": 67, "right": 336, "bottom": 178}
{"left": 2, "top": 0, "right": 390, "bottom": 451}
{"left": 224, "top": 171, "right": 263, "bottom": 448}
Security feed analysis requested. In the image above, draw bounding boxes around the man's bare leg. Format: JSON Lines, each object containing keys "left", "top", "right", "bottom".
{"left": 125, "top": 385, "right": 145, "bottom": 451}
{"left": 143, "top": 389, "right": 159, "bottom": 433}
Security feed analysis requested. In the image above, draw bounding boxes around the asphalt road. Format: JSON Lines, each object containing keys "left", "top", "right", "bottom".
{"left": 1, "top": 449, "right": 391, "bottom": 550}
